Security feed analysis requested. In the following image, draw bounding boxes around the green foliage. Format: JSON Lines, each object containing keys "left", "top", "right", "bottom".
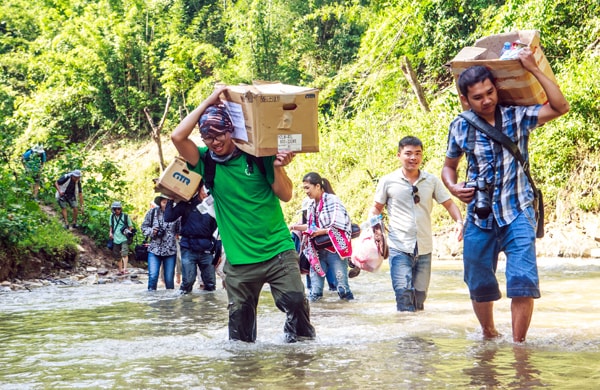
{"left": 0, "top": 154, "right": 79, "bottom": 279}
{"left": 1, "top": 0, "right": 600, "bottom": 278}
{"left": 42, "top": 142, "right": 130, "bottom": 246}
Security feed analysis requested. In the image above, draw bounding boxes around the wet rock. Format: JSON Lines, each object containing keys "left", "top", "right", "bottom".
{"left": 55, "top": 278, "right": 80, "bottom": 287}
{"left": 24, "top": 281, "right": 44, "bottom": 288}
{"left": 81, "top": 274, "right": 98, "bottom": 285}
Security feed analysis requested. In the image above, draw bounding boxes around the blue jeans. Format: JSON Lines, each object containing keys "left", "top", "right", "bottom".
{"left": 147, "top": 252, "right": 176, "bottom": 290}
{"left": 309, "top": 249, "right": 353, "bottom": 301}
{"left": 463, "top": 205, "right": 540, "bottom": 302}
{"left": 305, "top": 267, "right": 337, "bottom": 291}
{"left": 389, "top": 248, "right": 432, "bottom": 311}
{"left": 180, "top": 248, "right": 216, "bottom": 293}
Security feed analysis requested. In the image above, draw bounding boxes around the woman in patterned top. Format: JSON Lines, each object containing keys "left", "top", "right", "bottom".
{"left": 294, "top": 172, "right": 355, "bottom": 302}
{"left": 142, "top": 194, "right": 180, "bottom": 290}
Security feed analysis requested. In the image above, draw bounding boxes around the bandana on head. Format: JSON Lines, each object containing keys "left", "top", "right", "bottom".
{"left": 198, "top": 104, "right": 234, "bottom": 137}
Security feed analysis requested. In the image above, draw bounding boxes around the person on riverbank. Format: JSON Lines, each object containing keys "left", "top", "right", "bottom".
{"left": 292, "top": 172, "right": 355, "bottom": 302}
{"left": 22, "top": 144, "right": 46, "bottom": 201}
{"left": 164, "top": 181, "right": 218, "bottom": 293}
{"left": 171, "top": 87, "right": 315, "bottom": 343}
{"left": 54, "top": 169, "right": 84, "bottom": 229}
{"left": 142, "top": 194, "right": 180, "bottom": 290}
{"left": 441, "top": 48, "right": 569, "bottom": 342}
{"left": 370, "top": 136, "right": 463, "bottom": 312}
{"left": 109, "top": 201, "right": 134, "bottom": 275}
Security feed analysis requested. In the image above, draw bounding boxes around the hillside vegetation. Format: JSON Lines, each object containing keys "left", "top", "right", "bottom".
{"left": 1, "top": 0, "right": 599, "bottom": 279}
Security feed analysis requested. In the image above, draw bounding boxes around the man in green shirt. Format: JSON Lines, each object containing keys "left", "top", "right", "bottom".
{"left": 171, "top": 87, "right": 315, "bottom": 343}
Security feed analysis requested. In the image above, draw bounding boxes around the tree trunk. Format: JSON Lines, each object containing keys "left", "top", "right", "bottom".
{"left": 143, "top": 95, "right": 172, "bottom": 172}
{"left": 400, "top": 56, "right": 430, "bottom": 112}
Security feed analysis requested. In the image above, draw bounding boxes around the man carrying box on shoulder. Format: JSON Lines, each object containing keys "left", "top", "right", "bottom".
{"left": 442, "top": 48, "right": 569, "bottom": 343}
{"left": 171, "top": 87, "right": 315, "bottom": 343}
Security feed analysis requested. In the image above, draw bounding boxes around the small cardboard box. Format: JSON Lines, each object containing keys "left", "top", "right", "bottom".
{"left": 221, "top": 82, "right": 319, "bottom": 157}
{"left": 446, "top": 30, "right": 557, "bottom": 110}
{"left": 154, "top": 156, "right": 202, "bottom": 202}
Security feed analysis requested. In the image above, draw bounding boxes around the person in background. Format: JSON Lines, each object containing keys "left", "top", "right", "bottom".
{"left": 290, "top": 196, "right": 338, "bottom": 292}
{"left": 171, "top": 87, "right": 315, "bottom": 343}
{"left": 142, "top": 194, "right": 180, "bottom": 290}
{"left": 370, "top": 136, "right": 463, "bottom": 312}
{"left": 109, "top": 201, "right": 134, "bottom": 275}
{"left": 163, "top": 181, "right": 218, "bottom": 293}
{"left": 442, "top": 48, "right": 569, "bottom": 342}
{"left": 22, "top": 143, "right": 46, "bottom": 201}
{"left": 293, "top": 172, "right": 355, "bottom": 302}
{"left": 55, "top": 169, "right": 84, "bottom": 229}
{"left": 175, "top": 236, "right": 182, "bottom": 286}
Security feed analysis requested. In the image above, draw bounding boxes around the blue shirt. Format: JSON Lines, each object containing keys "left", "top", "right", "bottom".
{"left": 446, "top": 105, "right": 542, "bottom": 228}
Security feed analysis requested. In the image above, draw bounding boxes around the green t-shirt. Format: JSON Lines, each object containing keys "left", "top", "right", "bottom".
{"left": 192, "top": 147, "right": 295, "bottom": 265}
{"left": 110, "top": 213, "right": 131, "bottom": 245}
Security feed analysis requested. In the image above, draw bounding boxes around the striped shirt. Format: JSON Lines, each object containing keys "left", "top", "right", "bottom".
{"left": 446, "top": 105, "right": 542, "bottom": 228}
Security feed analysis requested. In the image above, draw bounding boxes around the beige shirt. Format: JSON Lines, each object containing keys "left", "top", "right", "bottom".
{"left": 373, "top": 169, "right": 450, "bottom": 255}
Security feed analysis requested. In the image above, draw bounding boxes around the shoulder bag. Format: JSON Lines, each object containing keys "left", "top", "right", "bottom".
{"left": 134, "top": 208, "right": 155, "bottom": 262}
{"left": 313, "top": 223, "right": 361, "bottom": 250}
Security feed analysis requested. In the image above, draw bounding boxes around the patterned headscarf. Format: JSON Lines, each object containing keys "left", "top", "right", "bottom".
{"left": 198, "top": 104, "right": 234, "bottom": 137}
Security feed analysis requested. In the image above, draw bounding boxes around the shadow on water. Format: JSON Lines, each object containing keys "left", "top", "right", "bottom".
{"left": 1, "top": 258, "right": 599, "bottom": 389}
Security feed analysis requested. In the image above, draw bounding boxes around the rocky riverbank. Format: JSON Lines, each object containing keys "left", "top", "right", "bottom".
{"left": 434, "top": 215, "right": 600, "bottom": 260}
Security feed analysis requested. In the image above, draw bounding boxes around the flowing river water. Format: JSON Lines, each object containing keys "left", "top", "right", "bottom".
{"left": 1, "top": 257, "right": 599, "bottom": 389}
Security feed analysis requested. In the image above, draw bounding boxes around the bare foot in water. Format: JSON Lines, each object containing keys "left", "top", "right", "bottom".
{"left": 483, "top": 328, "right": 501, "bottom": 340}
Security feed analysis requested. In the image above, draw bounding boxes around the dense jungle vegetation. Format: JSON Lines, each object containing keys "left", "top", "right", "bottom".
{"left": 1, "top": 0, "right": 599, "bottom": 279}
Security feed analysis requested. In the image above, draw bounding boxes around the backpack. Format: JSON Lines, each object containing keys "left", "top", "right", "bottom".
{"left": 201, "top": 151, "right": 266, "bottom": 191}
{"left": 22, "top": 149, "right": 33, "bottom": 162}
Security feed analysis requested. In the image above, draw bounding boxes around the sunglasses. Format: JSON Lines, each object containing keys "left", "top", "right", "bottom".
{"left": 412, "top": 185, "right": 420, "bottom": 204}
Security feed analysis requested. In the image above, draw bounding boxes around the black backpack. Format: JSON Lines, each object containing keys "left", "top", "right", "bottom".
{"left": 201, "top": 151, "right": 266, "bottom": 191}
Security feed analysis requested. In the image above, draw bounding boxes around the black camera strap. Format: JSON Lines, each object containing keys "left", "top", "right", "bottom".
{"left": 459, "top": 109, "right": 538, "bottom": 194}
{"left": 111, "top": 213, "right": 127, "bottom": 234}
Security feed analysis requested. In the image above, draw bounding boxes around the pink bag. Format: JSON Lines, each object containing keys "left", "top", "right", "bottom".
{"left": 350, "top": 228, "right": 383, "bottom": 272}
{"left": 350, "top": 217, "right": 388, "bottom": 272}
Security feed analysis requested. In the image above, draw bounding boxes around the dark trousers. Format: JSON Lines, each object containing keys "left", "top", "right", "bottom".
{"left": 224, "top": 250, "right": 315, "bottom": 342}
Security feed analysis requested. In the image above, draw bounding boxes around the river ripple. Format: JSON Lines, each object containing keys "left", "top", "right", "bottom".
{"left": 1, "top": 258, "right": 599, "bottom": 389}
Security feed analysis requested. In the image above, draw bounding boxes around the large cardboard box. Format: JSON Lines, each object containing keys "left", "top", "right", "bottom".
{"left": 154, "top": 156, "right": 202, "bottom": 202}
{"left": 221, "top": 82, "right": 319, "bottom": 157}
{"left": 446, "top": 30, "right": 557, "bottom": 110}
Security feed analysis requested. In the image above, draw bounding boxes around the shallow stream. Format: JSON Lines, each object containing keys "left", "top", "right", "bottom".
{"left": 1, "top": 258, "right": 599, "bottom": 389}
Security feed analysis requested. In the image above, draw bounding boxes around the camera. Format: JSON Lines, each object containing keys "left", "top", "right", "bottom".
{"left": 121, "top": 226, "right": 137, "bottom": 239}
{"left": 464, "top": 177, "right": 492, "bottom": 219}
{"left": 154, "top": 228, "right": 166, "bottom": 238}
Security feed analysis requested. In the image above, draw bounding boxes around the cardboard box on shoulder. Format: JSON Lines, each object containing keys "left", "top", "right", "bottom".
{"left": 446, "top": 30, "right": 557, "bottom": 110}
{"left": 154, "top": 156, "right": 202, "bottom": 202}
{"left": 221, "top": 82, "right": 319, "bottom": 157}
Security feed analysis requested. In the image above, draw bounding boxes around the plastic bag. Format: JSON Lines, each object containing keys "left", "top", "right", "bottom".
{"left": 350, "top": 228, "right": 382, "bottom": 272}
{"left": 350, "top": 216, "right": 388, "bottom": 272}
